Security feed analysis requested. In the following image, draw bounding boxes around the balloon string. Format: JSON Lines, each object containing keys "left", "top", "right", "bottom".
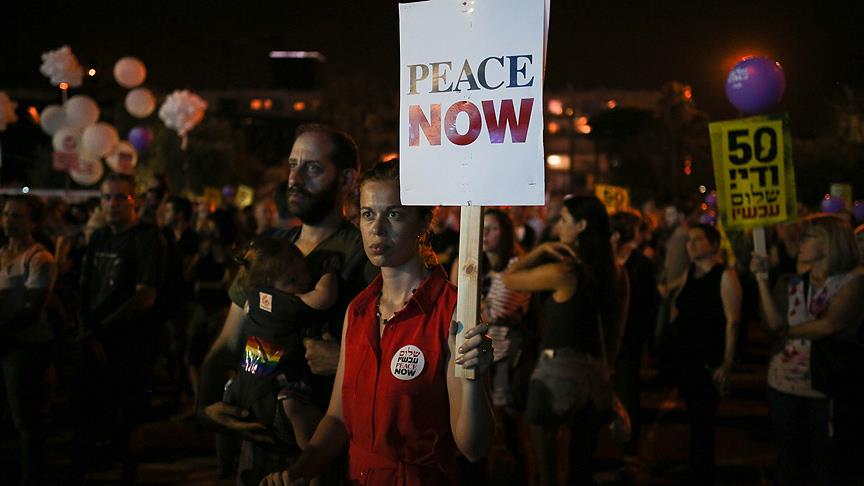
{"left": 181, "top": 134, "right": 188, "bottom": 151}
{"left": 61, "top": 87, "right": 68, "bottom": 104}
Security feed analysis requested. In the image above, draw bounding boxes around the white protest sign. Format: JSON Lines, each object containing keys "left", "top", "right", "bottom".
{"left": 399, "top": 0, "right": 546, "bottom": 206}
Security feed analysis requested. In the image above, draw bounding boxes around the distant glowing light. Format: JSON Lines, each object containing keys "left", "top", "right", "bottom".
{"left": 293, "top": 101, "right": 306, "bottom": 111}
{"left": 684, "top": 88, "right": 693, "bottom": 100}
{"left": 269, "top": 51, "right": 327, "bottom": 62}
{"left": 88, "top": 69, "right": 96, "bottom": 76}
{"left": 564, "top": 107, "right": 575, "bottom": 117}
{"left": 578, "top": 124, "right": 592, "bottom": 134}
{"left": 548, "top": 99, "right": 563, "bottom": 115}
{"left": 22, "top": 187, "right": 30, "bottom": 194}
{"left": 606, "top": 99, "right": 617, "bottom": 109}
{"left": 546, "top": 155, "right": 571, "bottom": 170}
{"left": 250, "top": 99, "right": 262, "bottom": 110}
{"left": 27, "top": 106, "right": 39, "bottom": 123}
{"left": 59, "top": 82, "right": 69, "bottom": 90}
{"left": 684, "top": 166, "right": 692, "bottom": 175}
{"left": 701, "top": 203, "right": 709, "bottom": 210}
{"left": 380, "top": 152, "right": 399, "bottom": 162}
{"left": 546, "top": 122, "right": 559, "bottom": 134}
{"left": 263, "top": 99, "right": 272, "bottom": 110}
{"left": 699, "top": 185, "right": 707, "bottom": 193}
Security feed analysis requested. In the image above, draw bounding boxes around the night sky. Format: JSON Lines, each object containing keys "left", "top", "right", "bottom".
{"left": 3, "top": 0, "right": 863, "bottom": 135}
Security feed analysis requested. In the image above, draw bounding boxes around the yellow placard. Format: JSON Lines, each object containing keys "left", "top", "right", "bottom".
{"left": 235, "top": 185, "right": 255, "bottom": 208}
{"left": 594, "top": 183, "right": 630, "bottom": 215}
{"left": 203, "top": 187, "right": 221, "bottom": 206}
{"left": 709, "top": 114, "right": 797, "bottom": 230}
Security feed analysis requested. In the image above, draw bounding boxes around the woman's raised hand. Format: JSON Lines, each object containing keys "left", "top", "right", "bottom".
{"left": 536, "top": 241, "right": 577, "bottom": 262}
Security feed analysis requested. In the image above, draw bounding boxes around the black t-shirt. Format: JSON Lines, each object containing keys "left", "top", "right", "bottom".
{"left": 80, "top": 222, "right": 165, "bottom": 334}
{"left": 177, "top": 228, "right": 200, "bottom": 259}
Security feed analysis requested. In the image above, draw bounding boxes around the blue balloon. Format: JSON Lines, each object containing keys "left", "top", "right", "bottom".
{"left": 726, "top": 56, "right": 786, "bottom": 115}
{"left": 698, "top": 210, "right": 717, "bottom": 225}
{"left": 128, "top": 126, "right": 153, "bottom": 152}
{"left": 705, "top": 190, "right": 718, "bottom": 209}
{"left": 820, "top": 195, "right": 845, "bottom": 213}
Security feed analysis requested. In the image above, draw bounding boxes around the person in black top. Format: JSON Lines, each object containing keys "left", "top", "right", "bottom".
{"left": 75, "top": 173, "right": 166, "bottom": 481}
{"left": 660, "top": 223, "right": 741, "bottom": 484}
{"left": 610, "top": 211, "right": 659, "bottom": 459}
{"left": 197, "top": 124, "right": 372, "bottom": 485}
{"left": 503, "top": 196, "right": 629, "bottom": 486}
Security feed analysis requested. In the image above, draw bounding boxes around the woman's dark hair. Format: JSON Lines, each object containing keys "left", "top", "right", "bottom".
{"left": 8, "top": 194, "right": 44, "bottom": 224}
{"left": 691, "top": 223, "right": 722, "bottom": 250}
{"left": 357, "top": 159, "right": 437, "bottom": 265}
{"left": 563, "top": 195, "right": 617, "bottom": 310}
{"left": 483, "top": 208, "right": 523, "bottom": 272}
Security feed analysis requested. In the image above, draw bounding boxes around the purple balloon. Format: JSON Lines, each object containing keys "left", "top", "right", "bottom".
{"left": 726, "top": 56, "right": 786, "bottom": 115}
{"left": 820, "top": 195, "right": 845, "bottom": 213}
{"left": 222, "top": 185, "right": 236, "bottom": 199}
{"left": 852, "top": 201, "right": 864, "bottom": 223}
{"left": 705, "top": 191, "right": 718, "bottom": 209}
{"left": 128, "top": 126, "right": 153, "bottom": 152}
{"left": 698, "top": 210, "right": 717, "bottom": 225}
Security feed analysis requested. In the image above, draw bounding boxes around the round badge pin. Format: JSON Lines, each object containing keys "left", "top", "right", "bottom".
{"left": 390, "top": 344, "right": 425, "bottom": 381}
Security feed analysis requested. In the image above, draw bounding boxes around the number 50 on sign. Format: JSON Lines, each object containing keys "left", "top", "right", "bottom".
{"left": 709, "top": 114, "right": 797, "bottom": 230}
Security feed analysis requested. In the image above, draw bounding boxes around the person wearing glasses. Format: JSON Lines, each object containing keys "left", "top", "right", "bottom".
{"left": 74, "top": 173, "right": 166, "bottom": 482}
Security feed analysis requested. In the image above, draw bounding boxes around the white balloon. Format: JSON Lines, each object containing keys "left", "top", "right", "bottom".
{"left": 65, "top": 95, "right": 100, "bottom": 128}
{"left": 113, "top": 57, "right": 147, "bottom": 89}
{"left": 125, "top": 88, "right": 156, "bottom": 118}
{"left": 69, "top": 156, "right": 104, "bottom": 186}
{"left": 105, "top": 141, "right": 138, "bottom": 174}
{"left": 81, "top": 123, "right": 119, "bottom": 157}
{"left": 39, "top": 105, "right": 67, "bottom": 135}
{"left": 52, "top": 126, "right": 83, "bottom": 152}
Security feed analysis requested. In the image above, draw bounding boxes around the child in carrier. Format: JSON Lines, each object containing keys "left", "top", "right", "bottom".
{"left": 224, "top": 237, "right": 336, "bottom": 450}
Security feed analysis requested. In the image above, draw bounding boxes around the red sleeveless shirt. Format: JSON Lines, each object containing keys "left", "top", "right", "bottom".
{"left": 342, "top": 265, "right": 460, "bottom": 485}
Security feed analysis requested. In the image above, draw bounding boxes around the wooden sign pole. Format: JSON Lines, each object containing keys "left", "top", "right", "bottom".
{"left": 454, "top": 205, "right": 484, "bottom": 379}
{"left": 753, "top": 226, "right": 767, "bottom": 259}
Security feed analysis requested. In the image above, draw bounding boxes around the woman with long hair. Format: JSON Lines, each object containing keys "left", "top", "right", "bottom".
{"left": 502, "top": 195, "right": 629, "bottom": 485}
{"left": 260, "top": 160, "right": 494, "bottom": 485}
{"left": 752, "top": 214, "right": 864, "bottom": 484}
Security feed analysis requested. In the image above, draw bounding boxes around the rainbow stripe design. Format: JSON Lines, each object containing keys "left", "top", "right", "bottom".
{"left": 243, "top": 336, "right": 285, "bottom": 376}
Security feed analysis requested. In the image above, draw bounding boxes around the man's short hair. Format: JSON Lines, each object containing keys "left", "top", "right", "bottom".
{"left": 610, "top": 211, "right": 642, "bottom": 244}
{"left": 168, "top": 196, "right": 193, "bottom": 222}
{"left": 295, "top": 123, "right": 359, "bottom": 172}
{"left": 103, "top": 173, "right": 137, "bottom": 192}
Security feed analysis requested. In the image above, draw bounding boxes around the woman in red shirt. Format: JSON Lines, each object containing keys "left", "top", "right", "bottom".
{"left": 261, "top": 160, "right": 495, "bottom": 485}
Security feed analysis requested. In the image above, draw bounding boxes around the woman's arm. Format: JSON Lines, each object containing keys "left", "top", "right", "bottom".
{"left": 751, "top": 252, "right": 786, "bottom": 331}
{"left": 714, "top": 268, "right": 743, "bottom": 383}
{"left": 447, "top": 311, "right": 494, "bottom": 462}
{"left": 787, "top": 274, "right": 864, "bottom": 339}
{"left": 298, "top": 273, "right": 338, "bottom": 310}
{"left": 501, "top": 242, "right": 577, "bottom": 294}
{"left": 282, "top": 311, "right": 351, "bottom": 482}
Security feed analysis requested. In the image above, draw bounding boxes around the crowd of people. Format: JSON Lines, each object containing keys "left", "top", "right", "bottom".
{"left": 1, "top": 122, "right": 863, "bottom": 485}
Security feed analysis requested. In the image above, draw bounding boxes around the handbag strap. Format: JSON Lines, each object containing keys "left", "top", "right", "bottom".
{"left": 597, "top": 312, "right": 608, "bottom": 368}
